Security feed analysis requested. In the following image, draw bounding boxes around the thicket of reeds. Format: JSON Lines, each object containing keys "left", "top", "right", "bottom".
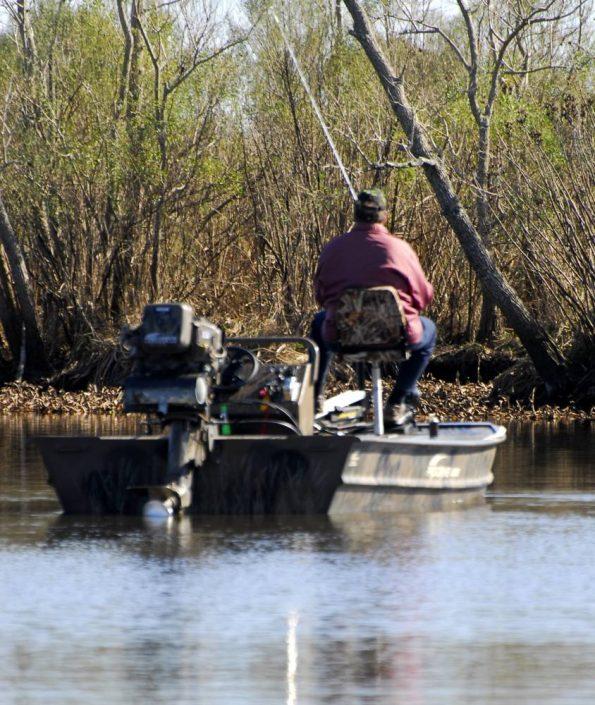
{"left": 0, "top": 1, "right": 592, "bottom": 399}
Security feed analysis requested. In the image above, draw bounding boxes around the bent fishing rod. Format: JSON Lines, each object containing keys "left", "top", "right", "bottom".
{"left": 270, "top": 9, "right": 358, "bottom": 202}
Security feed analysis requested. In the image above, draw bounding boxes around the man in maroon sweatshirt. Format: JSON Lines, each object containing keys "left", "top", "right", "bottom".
{"left": 311, "top": 189, "right": 436, "bottom": 424}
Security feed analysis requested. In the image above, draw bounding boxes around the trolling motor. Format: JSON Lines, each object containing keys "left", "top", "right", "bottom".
{"left": 121, "top": 303, "right": 227, "bottom": 515}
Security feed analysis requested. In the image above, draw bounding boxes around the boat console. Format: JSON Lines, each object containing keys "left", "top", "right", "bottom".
{"left": 121, "top": 303, "right": 317, "bottom": 436}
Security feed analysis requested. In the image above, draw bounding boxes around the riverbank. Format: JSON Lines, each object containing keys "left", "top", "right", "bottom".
{"left": 0, "top": 380, "right": 590, "bottom": 422}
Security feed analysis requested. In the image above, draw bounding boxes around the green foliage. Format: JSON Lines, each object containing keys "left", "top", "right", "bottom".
{"left": 494, "top": 94, "right": 565, "bottom": 165}
{"left": 0, "top": 0, "right": 591, "bottom": 373}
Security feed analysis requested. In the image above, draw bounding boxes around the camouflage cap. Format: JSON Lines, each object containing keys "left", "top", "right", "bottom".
{"left": 357, "top": 189, "right": 387, "bottom": 211}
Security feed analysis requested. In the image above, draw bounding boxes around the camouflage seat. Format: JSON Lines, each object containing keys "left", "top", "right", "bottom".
{"left": 332, "top": 286, "right": 408, "bottom": 363}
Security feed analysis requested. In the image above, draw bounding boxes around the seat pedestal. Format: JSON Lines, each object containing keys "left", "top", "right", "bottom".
{"left": 371, "top": 362, "right": 384, "bottom": 435}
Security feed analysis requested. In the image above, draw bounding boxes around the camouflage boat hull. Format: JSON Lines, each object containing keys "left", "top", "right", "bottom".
{"left": 37, "top": 423, "right": 505, "bottom": 515}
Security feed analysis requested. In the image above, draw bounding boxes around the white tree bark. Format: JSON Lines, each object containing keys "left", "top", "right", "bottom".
{"left": 0, "top": 192, "right": 48, "bottom": 374}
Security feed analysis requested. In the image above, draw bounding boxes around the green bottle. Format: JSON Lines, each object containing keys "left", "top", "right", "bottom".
{"left": 221, "top": 404, "right": 232, "bottom": 436}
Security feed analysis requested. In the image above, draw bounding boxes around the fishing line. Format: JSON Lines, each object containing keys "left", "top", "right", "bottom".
{"left": 270, "top": 9, "right": 358, "bottom": 201}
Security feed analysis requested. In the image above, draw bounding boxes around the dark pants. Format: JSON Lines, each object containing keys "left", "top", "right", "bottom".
{"left": 310, "top": 311, "right": 437, "bottom": 404}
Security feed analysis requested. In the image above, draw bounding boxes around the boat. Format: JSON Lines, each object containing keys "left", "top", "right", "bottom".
{"left": 37, "top": 301, "right": 506, "bottom": 516}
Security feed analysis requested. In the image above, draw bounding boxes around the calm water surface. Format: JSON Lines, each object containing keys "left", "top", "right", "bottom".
{"left": 0, "top": 417, "right": 593, "bottom": 705}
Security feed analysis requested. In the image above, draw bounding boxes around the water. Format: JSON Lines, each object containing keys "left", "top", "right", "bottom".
{"left": 0, "top": 417, "right": 593, "bottom": 704}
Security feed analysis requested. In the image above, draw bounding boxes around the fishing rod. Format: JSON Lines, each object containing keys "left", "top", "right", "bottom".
{"left": 270, "top": 9, "right": 358, "bottom": 202}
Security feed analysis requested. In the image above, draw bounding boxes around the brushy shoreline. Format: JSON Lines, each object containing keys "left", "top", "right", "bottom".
{"left": 0, "top": 380, "right": 590, "bottom": 422}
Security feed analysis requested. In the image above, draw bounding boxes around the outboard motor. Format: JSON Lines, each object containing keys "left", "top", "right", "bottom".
{"left": 121, "top": 303, "right": 226, "bottom": 515}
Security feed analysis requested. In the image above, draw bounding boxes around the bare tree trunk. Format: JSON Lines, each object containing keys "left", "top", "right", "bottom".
{"left": 111, "top": 0, "right": 144, "bottom": 322}
{"left": 0, "top": 252, "right": 21, "bottom": 357}
{"left": 475, "top": 118, "right": 497, "bottom": 342}
{"left": 342, "top": 0, "right": 565, "bottom": 391}
{"left": 149, "top": 94, "right": 167, "bottom": 302}
{"left": 150, "top": 196, "right": 163, "bottom": 300}
{"left": 126, "top": 0, "right": 143, "bottom": 125}
{"left": 0, "top": 193, "right": 48, "bottom": 375}
{"left": 115, "top": 0, "right": 133, "bottom": 120}
{"left": 16, "top": 0, "right": 37, "bottom": 76}
{"left": 477, "top": 289, "right": 497, "bottom": 341}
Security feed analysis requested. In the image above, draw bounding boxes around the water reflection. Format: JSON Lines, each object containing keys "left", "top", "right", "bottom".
{"left": 0, "top": 417, "right": 594, "bottom": 704}
{"left": 286, "top": 610, "right": 298, "bottom": 705}
{"left": 0, "top": 415, "right": 139, "bottom": 515}
{"left": 492, "top": 420, "right": 593, "bottom": 490}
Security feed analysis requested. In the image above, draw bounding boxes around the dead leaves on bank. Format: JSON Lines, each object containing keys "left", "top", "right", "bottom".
{"left": 0, "top": 382, "right": 123, "bottom": 415}
{"left": 416, "top": 379, "right": 591, "bottom": 422}
{"left": 0, "top": 380, "right": 590, "bottom": 421}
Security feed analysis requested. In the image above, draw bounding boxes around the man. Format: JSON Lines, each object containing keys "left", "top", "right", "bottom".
{"left": 311, "top": 189, "right": 436, "bottom": 425}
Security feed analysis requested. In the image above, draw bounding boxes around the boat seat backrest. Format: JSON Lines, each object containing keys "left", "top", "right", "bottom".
{"left": 333, "top": 286, "right": 407, "bottom": 362}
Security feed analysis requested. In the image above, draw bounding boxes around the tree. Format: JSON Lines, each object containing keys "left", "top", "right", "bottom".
{"left": 130, "top": 0, "right": 250, "bottom": 300}
{"left": 0, "top": 192, "right": 47, "bottom": 374}
{"left": 391, "top": 0, "right": 591, "bottom": 342}
{"left": 342, "top": 0, "right": 567, "bottom": 390}
{"left": 0, "top": 0, "right": 49, "bottom": 374}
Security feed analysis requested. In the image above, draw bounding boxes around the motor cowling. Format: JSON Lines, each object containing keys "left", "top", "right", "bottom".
{"left": 121, "top": 303, "right": 226, "bottom": 414}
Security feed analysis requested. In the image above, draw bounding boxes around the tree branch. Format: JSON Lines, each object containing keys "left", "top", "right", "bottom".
{"left": 165, "top": 31, "right": 252, "bottom": 98}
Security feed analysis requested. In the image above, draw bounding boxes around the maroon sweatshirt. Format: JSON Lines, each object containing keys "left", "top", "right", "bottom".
{"left": 314, "top": 222, "right": 434, "bottom": 344}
